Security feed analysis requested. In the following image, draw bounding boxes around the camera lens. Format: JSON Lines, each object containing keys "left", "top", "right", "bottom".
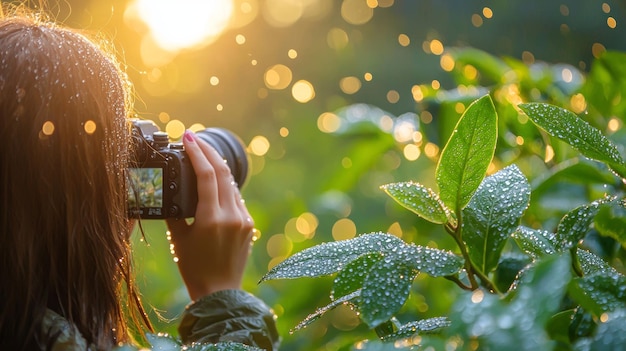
{"left": 195, "top": 128, "right": 249, "bottom": 188}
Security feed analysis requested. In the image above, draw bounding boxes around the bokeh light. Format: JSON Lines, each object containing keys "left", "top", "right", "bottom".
{"left": 84, "top": 120, "right": 97, "bottom": 135}
{"left": 332, "top": 218, "right": 357, "bottom": 241}
{"left": 429, "top": 39, "right": 444, "bottom": 55}
{"left": 249, "top": 135, "right": 270, "bottom": 156}
{"left": 292, "top": 80, "right": 315, "bottom": 103}
{"left": 166, "top": 120, "right": 186, "bottom": 140}
{"left": 317, "top": 112, "right": 341, "bottom": 133}
{"left": 341, "top": 0, "right": 374, "bottom": 25}
{"left": 42, "top": 121, "right": 54, "bottom": 136}
{"left": 327, "top": 27, "right": 349, "bottom": 50}
{"left": 339, "top": 76, "right": 362, "bottom": 94}
{"left": 264, "top": 64, "right": 293, "bottom": 90}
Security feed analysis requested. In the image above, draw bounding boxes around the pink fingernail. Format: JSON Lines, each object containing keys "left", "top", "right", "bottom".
{"left": 184, "top": 130, "right": 195, "bottom": 142}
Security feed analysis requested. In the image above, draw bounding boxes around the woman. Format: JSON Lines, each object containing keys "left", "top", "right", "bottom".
{"left": 0, "top": 4, "right": 278, "bottom": 350}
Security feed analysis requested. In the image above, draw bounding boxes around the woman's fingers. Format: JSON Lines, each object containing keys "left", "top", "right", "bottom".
{"left": 183, "top": 130, "right": 246, "bottom": 228}
{"left": 193, "top": 133, "right": 241, "bottom": 212}
{"left": 182, "top": 130, "right": 219, "bottom": 218}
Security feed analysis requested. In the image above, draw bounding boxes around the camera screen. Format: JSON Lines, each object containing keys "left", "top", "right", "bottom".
{"left": 127, "top": 167, "right": 163, "bottom": 209}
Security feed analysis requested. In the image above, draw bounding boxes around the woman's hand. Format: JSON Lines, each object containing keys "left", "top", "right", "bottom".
{"left": 166, "top": 130, "right": 254, "bottom": 301}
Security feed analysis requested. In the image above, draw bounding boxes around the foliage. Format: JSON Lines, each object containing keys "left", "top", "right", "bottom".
{"left": 261, "top": 48, "right": 626, "bottom": 350}
{"left": 113, "top": 333, "right": 262, "bottom": 351}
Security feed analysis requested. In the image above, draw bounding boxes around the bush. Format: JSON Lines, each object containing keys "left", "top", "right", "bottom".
{"left": 261, "top": 50, "right": 626, "bottom": 350}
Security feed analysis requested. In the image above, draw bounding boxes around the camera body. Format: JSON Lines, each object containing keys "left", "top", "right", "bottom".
{"left": 127, "top": 119, "right": 248, "bottom": 219}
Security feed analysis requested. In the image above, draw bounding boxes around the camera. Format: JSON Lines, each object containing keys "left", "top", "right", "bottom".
{"left": 127, "top": 119, "right": 249, "bottom": 219}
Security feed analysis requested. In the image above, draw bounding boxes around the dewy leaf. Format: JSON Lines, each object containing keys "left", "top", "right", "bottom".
{"left": 555, "top": 201, "right": 603, "bottom": 251}
{"left": 333, "top": 246, "right": 463, "bottom": 299}
{"left": 513, "top": 253, "right": 572, "bottom": 322}
{"left": 398, "top": 244, "right": 464, "bottom": 277}
{"left": 145, "top": 333, "right": 181, "bottom": 350}
{"left": 462, "top": 165, "right": 531, "bottom": 274}
{"left": 569, "top": 274, "right": 626, "bottom": 317}
{"left": 519, "top": 103, "right": 626, "bottom": 178}
{"left": 260, "top": 232, "right": 404, "bottom": 282}
{"left": 195, "top": 342, "right": 264, "bottom": 351}
{"left": 380, "top": 181, "right": 452, "bottom": 224}
{"left": 143, "top": 334, "right": 264, "bottom": 351}
{"left": 577, "top": 249, "right": 622, "bottom": 277}
{"left": 449, "top": 254, "right": 571, "bottom": 351}
{"left": 359, "top": 258, "right": 418, "bottom": 328}
{"left": 512, "top": 226, "right": 558, "bottom": 258}
{"left": 436, "top": 94, "right": 498, "bottom": 212}
{"left": 291, "top": 290, "right": 361, "bottom": 333}
{"left": 379, "top": 317, "right": 451, "bottom": 343}
{"left": 331, "top": 253, "right": 383, "bottom": 300}
{"left": 594, "top": 200, "right": 626, "bottom": 247}
{"left": 573, "top": 309, "right": 626, "bottom": 351}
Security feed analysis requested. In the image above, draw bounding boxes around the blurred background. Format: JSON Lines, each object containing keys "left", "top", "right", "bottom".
{"left": 16, "top": 0, "right": 626, "bottom": 349}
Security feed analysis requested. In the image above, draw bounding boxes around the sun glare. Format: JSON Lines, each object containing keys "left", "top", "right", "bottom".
{"left": 130, "top": 0, "right": 234, "bottom": 52}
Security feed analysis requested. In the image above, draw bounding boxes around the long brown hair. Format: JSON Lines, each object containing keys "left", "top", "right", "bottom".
{"left": 0, "top": 5, "right": 150, "bottom": 350}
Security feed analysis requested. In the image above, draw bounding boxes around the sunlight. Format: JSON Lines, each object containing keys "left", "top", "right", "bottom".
{"left": 130, "top": 0, "right": 234, "bottom": 52}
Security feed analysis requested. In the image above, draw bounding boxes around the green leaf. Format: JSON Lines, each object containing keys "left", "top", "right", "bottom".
{"left": 449, "top": 254, "right": 571, "bottom": 351}
{"left": 569, "top": 274, "right": 626, "bottom": 317}
{"left": 595, "top": 200, "right": 626, "bottom": 247}
{"left": 577, "top": 249, "right": 622, "bottom": 277}
{"left": 512, "top": 226, "right": 558, "bottom": 258}
{"left": 260, "top": 232, "right": 404, "bottom": 282}
{"left": 379, "top": 317, "right": 451, "bottom": 343}
{"left": 462, "top": 165, "right": 531, "bottom": 273}
{"left": 555, "top": 202, "right": 602, "bottom": 251}
{"left": 436, "top": 94, "right": 498, "bottom": 212}
{"left": 260, "top": 232, "right": 463, "bottom": 282}
{"left": 574, "top": 309, "right": 626, "bottom": 351}
{"left": 146, "top": 333, "right": 181, "bottom": 350}
{"left": 546, "top": 309, "right": 576, "bottom": 346}
{"left": 513, "top": 253, "right": 572, "bottom": 321}
{"left": 332, "top": 246, "right": 462, "bottom": 302}
{"left": 190, "top": 343, "right": 263, "bottom": 351}
{"left": 331, "top": 253, "right": 383, "bottom": 300}
{"left": 569, "top": 307, "right": 597, "bottom": 340}
{"left": 397, "top": 244, "right": 464, "bottom": 277}
{"left": 291, "top": 290, "right": 360, "bottom": 333}
{"left": 380, "top": 181, "right": 452, "bottom": 224}
{"left": 142, "top": 334, "right": 263, "bottom": 351}
{"left": 519, "top": 103, "right": 626, "bottom": 178}
{"left": 492, "top": 253, "right": 532, "bottom": 293}
{"left": 360, "top": 259, "right": 417, "bottom": 328}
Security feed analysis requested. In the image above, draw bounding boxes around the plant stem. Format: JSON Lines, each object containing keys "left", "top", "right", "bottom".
{"left": 446, "top": 214, "right": 500, "bottom": 293}
{"left": 473, "top": 266, "right": 501, "bottom": 294}
{"left": 444, "top": 275, "right": 473, "bottom": 290}
{"left": 446, "top": 217, "right": 479, "bottom": 290}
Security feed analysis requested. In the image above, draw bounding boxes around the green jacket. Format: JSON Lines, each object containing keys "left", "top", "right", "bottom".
{"left": 39, "top": 290, "right": 280, "bottom": 351}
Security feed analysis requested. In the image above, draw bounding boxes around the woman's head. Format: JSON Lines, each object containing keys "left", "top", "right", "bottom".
{"left": 0, "top": 5, "right": 148, "bottom": 349}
